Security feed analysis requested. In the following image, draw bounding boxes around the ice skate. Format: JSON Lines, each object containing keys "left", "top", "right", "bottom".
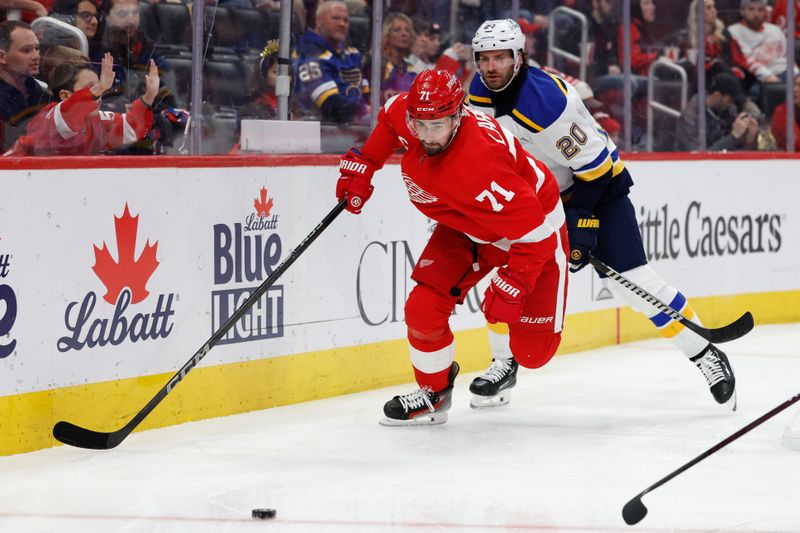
{"left": 782, "top": 409, "right": 800, "bottom": 450}
{"left": 691, "top": 344, "right": 736, "bottom": 411}
{"left": 469, "top": 358, "right": 518, "bottom": 409}
{"left": 380, "top": 362, "right": 460, "bottom": 426}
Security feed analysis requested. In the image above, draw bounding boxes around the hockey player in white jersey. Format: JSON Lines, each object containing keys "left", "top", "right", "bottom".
{"left": 466, "top": 19, "right": 737, "bottom": 410}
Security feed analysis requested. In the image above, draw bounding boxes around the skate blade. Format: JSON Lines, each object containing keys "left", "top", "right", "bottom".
{"left": 722, "top": 389, "right": 737, "bottom": 412}
{"left": 469, "top": 391, "right": 511, "bottom": 409}
{"left": 379, "top": 411, "right": 448, "bottom": 426}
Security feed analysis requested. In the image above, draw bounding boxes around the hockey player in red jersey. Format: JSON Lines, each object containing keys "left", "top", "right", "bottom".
{"left": 5, "top": 53, "right": 157, "bottom": 156}
{"left": 336, "top": 69, "right": 569, "bottom": 425}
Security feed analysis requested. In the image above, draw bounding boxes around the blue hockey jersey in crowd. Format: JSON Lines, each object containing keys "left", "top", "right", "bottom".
{"left": 293, "top": 30, "right": 368, "bottom": 124}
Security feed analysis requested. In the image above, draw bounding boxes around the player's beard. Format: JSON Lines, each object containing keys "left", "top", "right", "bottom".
{"left": 482, "top": 68, "right": 514, "bottom": 91}
{"left": 421, "top": 128, "right": 458, "bottom": 155}
{"left": 421, "top": 141, "right": 445, "bottom": 155}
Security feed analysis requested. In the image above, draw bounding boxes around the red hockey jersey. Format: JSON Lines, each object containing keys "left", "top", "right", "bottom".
{"left": 5, "top": 87, "right": 154, "bottom": 156}
{"left": 361, "top": 93, "right": 564, "bottom": 276}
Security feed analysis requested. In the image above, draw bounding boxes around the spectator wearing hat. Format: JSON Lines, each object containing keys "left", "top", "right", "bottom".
{"left": 675, "top": 72, "right": 759, "bottom": 151}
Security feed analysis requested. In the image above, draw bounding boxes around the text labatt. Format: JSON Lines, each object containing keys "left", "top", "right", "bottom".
{"left": 638, "top": 201, "right": 782, "bottom": 261}
{"left": 0, "top": 252, "right": 17, "bottom": 358}
{"left": 58, "top": 290, "right": 175, "bottom": 352}
{"left": 212, "top": 221, "right": 284, "bottom": 345}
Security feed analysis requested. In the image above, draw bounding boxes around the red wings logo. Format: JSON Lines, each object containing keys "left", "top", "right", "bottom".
{"left": 92, "top": 204, "right": 159, "bottom": 305}
{"left": 254, "top": 187, "right": 274, "bottom": 218}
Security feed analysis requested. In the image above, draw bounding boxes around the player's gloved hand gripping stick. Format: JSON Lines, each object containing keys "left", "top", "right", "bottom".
{"left": 336, "top": 147, "right": 378, "bottom": 214}
{"left": 53, "top": 200, "right": 348, "bottom": 450}
{"left": 565, "top": 208, "right": 599, "bottom": 273}
{"left": 482, "top": 268, "right": 528, "bottom": 324}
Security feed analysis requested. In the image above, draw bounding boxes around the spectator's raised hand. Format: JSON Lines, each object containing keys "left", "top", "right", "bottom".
{"left": 90, "top": 52, "right": 116, "bottom": 98}
{"left": 449, "top": 42, "right": 471, "bottom": 62}
{"left": 142, "top": 59, "right": 160, "bottom": 106}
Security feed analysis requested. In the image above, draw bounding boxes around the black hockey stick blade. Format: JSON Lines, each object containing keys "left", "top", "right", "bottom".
{"left": 53, "top": 200, "right": 347, "bottom": 450}
{"left": 622, "top": 496, "right": 647, "bottom": 525}
{"left": 700, "top": 311, "right": 754, "bottom": 344}
{"left": 588, "top": 256, "right": 754, "bottom": 344}
{"left": 53, "top": 421, "right": 120, "bottom": 450}
{"left": 621, "top": 391, "right": 800, "bottom": 526}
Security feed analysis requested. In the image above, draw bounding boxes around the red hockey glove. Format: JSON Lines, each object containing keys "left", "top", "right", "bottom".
{"left": 336, "top": 147, "right": 377, "bottom": 214}
{"left": 481, "top": 268, "right": 529, "bottom": 325}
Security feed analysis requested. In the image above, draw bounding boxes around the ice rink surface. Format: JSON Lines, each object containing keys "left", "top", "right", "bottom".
{"left": 1, "top": 324, "right": 799, "bottom": 533}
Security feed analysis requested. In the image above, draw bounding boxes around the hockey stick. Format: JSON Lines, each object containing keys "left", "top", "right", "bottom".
{"left": 623, "top": 391, "right": 800, "bottom": 525}
{"left": 588, "top": 256, "right": 753, "bottom": 344}
{"left": 53, "top": 200, "right": 348, "bottom": 450}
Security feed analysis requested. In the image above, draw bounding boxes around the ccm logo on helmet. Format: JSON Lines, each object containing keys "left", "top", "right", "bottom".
{"left": 340, "top": 160, "right": 368, "bottom": 174}
{"left": 417, "top": 107, "right": 436, "bottom": 111}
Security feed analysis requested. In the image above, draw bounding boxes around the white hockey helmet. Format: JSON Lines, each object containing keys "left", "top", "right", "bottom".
{"left": 472, "top": 19, "right": 525, "bottom": 90}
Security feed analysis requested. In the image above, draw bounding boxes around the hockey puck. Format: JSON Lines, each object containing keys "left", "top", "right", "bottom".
{"left": 251, "top": 508, "right": 277, "bottom": 520}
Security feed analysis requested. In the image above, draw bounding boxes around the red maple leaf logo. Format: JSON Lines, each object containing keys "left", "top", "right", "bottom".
{"left": 92, "top": 204, "right": 159, "bottom": 305}
{"left": 254, "top": 187, "right": 274, "bottom": 218}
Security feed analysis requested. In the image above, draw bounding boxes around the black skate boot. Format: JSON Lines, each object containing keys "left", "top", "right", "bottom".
{"left": 469, "top": 358, "right": 518, "bottom": 409}
{"left": 690, "top": 344, "right": 736, "bottom": 411}
{"left": 380, "top": 362, "right": 460, "bottom": 426}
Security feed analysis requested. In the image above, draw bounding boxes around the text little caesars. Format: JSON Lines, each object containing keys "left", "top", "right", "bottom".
{"left": 638, "top": 201, "right": 782, "bottom": 261}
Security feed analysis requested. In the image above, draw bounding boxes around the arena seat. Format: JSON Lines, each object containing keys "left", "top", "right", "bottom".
{"left": 155, "top": 3, "right": 191, "bottom": 46}
{"left": 204, "top": 60, "right": 247, "bottom": 107}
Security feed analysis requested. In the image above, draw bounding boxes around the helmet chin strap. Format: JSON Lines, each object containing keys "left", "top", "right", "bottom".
{"left": 479, "top": 51, "right": 523, "bottom": 93}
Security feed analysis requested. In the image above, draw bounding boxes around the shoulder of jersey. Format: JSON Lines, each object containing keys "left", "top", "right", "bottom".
{"left": 383, "top": 93, "right": 408, "bottom": 116}
{"left": 470, "top": 69, "right": 570, "bottom": 134}
{"left": 459, "top": 111, "right": 518, "bottom": 164}
{"left": 510, "top": 69, "right": 570, "bottom": 134}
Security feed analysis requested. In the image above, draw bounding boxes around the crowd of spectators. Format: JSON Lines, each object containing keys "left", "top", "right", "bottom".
{"left": 2, "top": 0, "right": 800, "bottom": 155}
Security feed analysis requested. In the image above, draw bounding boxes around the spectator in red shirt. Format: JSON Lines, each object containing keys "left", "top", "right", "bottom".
{"left": 618, "top": 0, "right": 662, "bottom": 75}
{"left": 687, "top": 0, "right": 749, "bottom": 80}
{"left": 5, "top": 52, "right": 157, "bottom": 155}
{"left": 771, "top": 76, "right": 800, "bottom": 151}
{"left": 771, "top": 0, "right": 800, "bottom": 38}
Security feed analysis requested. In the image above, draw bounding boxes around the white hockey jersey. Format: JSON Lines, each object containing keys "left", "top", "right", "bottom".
{"left": 467, "top": 66, "right": 626, "bottom": 196}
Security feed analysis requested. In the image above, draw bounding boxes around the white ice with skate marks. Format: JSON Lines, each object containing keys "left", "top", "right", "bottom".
{"left": 1, "top": 324, "right": 800, "bottom": 532}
